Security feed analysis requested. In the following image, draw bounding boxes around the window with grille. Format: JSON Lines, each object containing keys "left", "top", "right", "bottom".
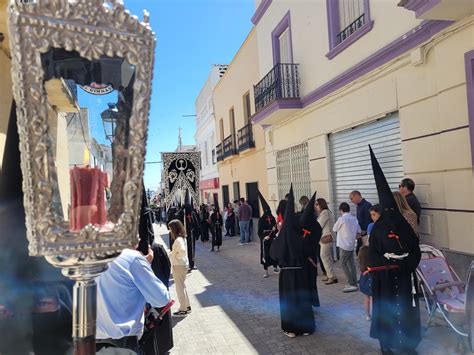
{"left": 337, "top": 0, "right": 365, "bottom": 44}
{"left": 326, "top": 0, "right": 373, "bottom": 59}
{"left": 276, "top": 142, "right": 311, "bottom": 202}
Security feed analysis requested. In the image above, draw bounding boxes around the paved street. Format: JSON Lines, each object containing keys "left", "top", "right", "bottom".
{"left": 154, "top": 224, "right": 464, "bottom": 355}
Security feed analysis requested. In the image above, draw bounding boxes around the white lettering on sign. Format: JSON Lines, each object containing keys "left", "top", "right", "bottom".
{"left": 80, "top": 84, "right": 114, "bottom": 95}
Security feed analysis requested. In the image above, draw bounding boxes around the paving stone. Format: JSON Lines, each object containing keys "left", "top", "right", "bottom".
{"left": 153, "top": 225, "right": 462, "bottom": 355}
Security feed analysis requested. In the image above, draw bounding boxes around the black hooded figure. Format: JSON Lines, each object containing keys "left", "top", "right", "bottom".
{"left": 0, "top": 102, "right": 72, "bottom": 355}
{"left": 257, "top": 189, "right": 278, "bottom": 276}
{"left": 199, "top": 204, "right": 210, "bottom": 242}
{"left": 137, "top": 186, "right": 174, "bottom": 355}
{"left": 298, "top": 192, "right": 322, "bottom": 307}
{"left": 368, "top": 146, "right": 421, "bottom": 354}
{"left": 184, "top": 189, "right": 197, "bottom": 270}
{"left": 190, "top": 198, "right": 201, "bottom": 242}
{"left": 210, "top": 203, "right": 223, "bottom": 251}
{"left": 270, "top": 186, "right": 315, "bottom": 337}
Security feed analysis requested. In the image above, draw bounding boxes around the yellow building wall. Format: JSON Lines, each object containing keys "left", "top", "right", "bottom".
{"left": 213, "top": 28, "right": 269, "bottom": 210}
{"left": 265, "top": 20, "right": 474, "bottom": 254}
{"left": 255, "top": 0, "right": 422, "bottom": 97}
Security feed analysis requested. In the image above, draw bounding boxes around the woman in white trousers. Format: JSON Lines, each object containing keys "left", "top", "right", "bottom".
{"left": 316, "top": 198, "right": 338, "bottom": 284}
{"left": 168, "top": 219, "right": 191, "bottom": 316}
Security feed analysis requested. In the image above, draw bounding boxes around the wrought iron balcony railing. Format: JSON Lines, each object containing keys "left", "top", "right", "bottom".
{"left": 237, "top": 123, "right": 255, "bottom": 152}
{"left": 223, "top": 134, "right": 238, "bottom": 159}
{"left": 336, "top": 13, "right": 366, "bottom": 44}
{"left": 216, "top": 143, "right": 223, "bottom": 162}
{"left": 254, "top": 63, "right": 300, "bottom": 113}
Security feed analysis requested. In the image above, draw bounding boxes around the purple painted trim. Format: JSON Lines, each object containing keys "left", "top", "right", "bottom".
{"left": 401, "top": 0, "right": 441, "bottom": 18}
{"left": 326, "top": 0, "right": 372, "bottom": 58}
{"left": 251, "top": 99, "right": 302, "bottom": 125}
{"left": 271, "top": 11, "right": 293, "bottom": 65}
{"left": 464, "top": 50, "right": 474, "bottom": 166}
{"left": 301, "top": 20, "right": 452, "bottom": 106}
{"left": 252, "top": 20, "right": 453, "bottom": 125}
{"left": 326, "top": 20, "right": 374, "bottom": 60}
{"left": 326, "top": 0, "right": 340, "bottom": 49}
{"left": 251, "top": 0, "right": 272, "bottom": 25}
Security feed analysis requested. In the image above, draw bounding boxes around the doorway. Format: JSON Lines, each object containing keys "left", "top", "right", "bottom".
{"left": 245, "top": 182, "right": 259, "bottom": 218}
{"left": 222, "top": 185, "right": 229, "bottom": 209}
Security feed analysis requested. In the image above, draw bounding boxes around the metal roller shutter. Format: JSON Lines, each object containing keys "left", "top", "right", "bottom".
{"left": 329, "top": 113, "right": 403, "bottom": 211}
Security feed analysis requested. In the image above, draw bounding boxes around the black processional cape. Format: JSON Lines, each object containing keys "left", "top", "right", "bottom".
{"left": 368, "top": 146, "right": 421, "bottom": 350}
{"left": 269, "top": 186, "right": 315, "bottom": 335}
{"left": 137, "top": 187, "right": 174, "bottom": 355}
{"left": 257, "top": 189, "right": 277, "bottom": 269}
{"left": 298, "top": 192, "right": 322, "bottom": 307}
{"left": 0, "top": 104, "right": 72, "bottom": 354}
{"left": 210, "top": 206, "right": 223, "bottom": 247}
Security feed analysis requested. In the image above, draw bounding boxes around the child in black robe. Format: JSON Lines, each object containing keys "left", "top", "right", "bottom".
{"left": 257, "top": 189, "right": 279, "bottom": 278}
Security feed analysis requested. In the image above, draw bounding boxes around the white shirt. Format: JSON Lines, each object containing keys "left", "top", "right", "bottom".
{"left": 96, "top": 249, "right": 171, "bottom": 340}
{"left": 333, "top": 212, "right": 361, "bottom": 251}
{"left": 169, "top": 237, "right": 189, "bottom": 267}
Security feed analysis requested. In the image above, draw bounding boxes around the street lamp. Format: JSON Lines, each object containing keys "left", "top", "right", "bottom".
{"left": 8, "top": 1, "right": 156, "bottom": 353}
{"left": 101, "top": 103, "right": 118, "bottom": 142}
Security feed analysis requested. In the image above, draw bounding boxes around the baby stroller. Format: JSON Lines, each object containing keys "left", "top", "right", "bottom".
{"left": 416, "top": 244, "right": 474, "bottom": 351}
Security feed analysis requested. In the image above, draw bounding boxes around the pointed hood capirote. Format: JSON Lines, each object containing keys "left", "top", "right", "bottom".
{"left": 270, "top": 185, "right": 304, "bottom": 266}
{"left": 299, "top": 191, "right": 322, "bottom": 241}
{"left": 138, "top": 183, "right": 155, "bottom": 254}
{"left": 257, "top": 188, "right": 272, "bottom": 215}
{"left": 369, "top": 145, "right": 415, "bottom": 236}
{"left": 369, "top": 145, "right": 398, "bottom": 212}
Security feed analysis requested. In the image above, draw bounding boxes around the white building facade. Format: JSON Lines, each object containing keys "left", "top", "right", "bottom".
{"left": 194, "top": 64, "right": 228, "bottom": 205}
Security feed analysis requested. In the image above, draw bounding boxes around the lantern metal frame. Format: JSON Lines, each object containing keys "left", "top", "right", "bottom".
{"left": 7, "top": 0, "right": 155, "bottom": 351}
{"left": 8, "top": 0, "right": 155, "bottom": 257}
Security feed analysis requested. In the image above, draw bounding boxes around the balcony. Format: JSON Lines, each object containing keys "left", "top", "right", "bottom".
{"left": 216, "top": 143, "right": 223, "bottom": 162}
{"left": 398, "top": 0, "right": 473, "bottom": 20}
{"left": 223, "top": 134, "right": 238, "bottom": 159}
{"left": 336, "top": 13, "right": 366, "bottom": 45}
{"left": 237, "top": 123, "right": 255, "bottom": 153}
{"left": 251, "top": 63, "right": 302, "bottom": 126}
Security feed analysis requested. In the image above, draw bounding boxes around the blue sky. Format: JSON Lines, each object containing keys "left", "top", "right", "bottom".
{"left": 123, "top": 0, "right": 255, "bottom": 190}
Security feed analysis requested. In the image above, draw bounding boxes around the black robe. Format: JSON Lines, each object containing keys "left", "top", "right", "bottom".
{"left": 297, "top": 209, "right": 322, "bottom": 308}
{"left": 138, "top": 189, "right": 174, "bottom": 355}
{"left": 192, "top": 210, "right": 201, "bottom": 241}
{"left": 270, "top": 195, "right": 314, "bottom": 335}
{"left": 258, "top": 212, "right": 277, "bottom": 269}
{"left": 184, "top": 208, "right": 197, "bottom": 269}
{"left": 210, "top": 212, "right": 223, "bottom": 247}
{"left": 200, "top": 210, "right": 210, "bottom": 241}
{"left": 0, "top": 106, "right": 72, "bottom": 355}
{"left": 140, "top": 244, "right": 174, "bottom": 355}
{"left": 369, "top": 211, "right": 421, "bottom": 350}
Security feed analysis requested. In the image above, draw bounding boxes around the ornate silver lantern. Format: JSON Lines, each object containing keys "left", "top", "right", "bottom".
{"left": 7, "top": 0, "right": 155, "bottom": 352}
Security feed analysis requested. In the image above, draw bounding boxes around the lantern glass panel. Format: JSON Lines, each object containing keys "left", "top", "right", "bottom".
{"left": 42, "top": 48, "right": 135, "bottom": 232}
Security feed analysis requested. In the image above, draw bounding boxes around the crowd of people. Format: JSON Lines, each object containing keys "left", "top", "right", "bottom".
{"left": 90, "top": 148, "right": 423, "bottom": 354}
{"left": 253, "top": 147, "right": 423, "bottom": 355}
